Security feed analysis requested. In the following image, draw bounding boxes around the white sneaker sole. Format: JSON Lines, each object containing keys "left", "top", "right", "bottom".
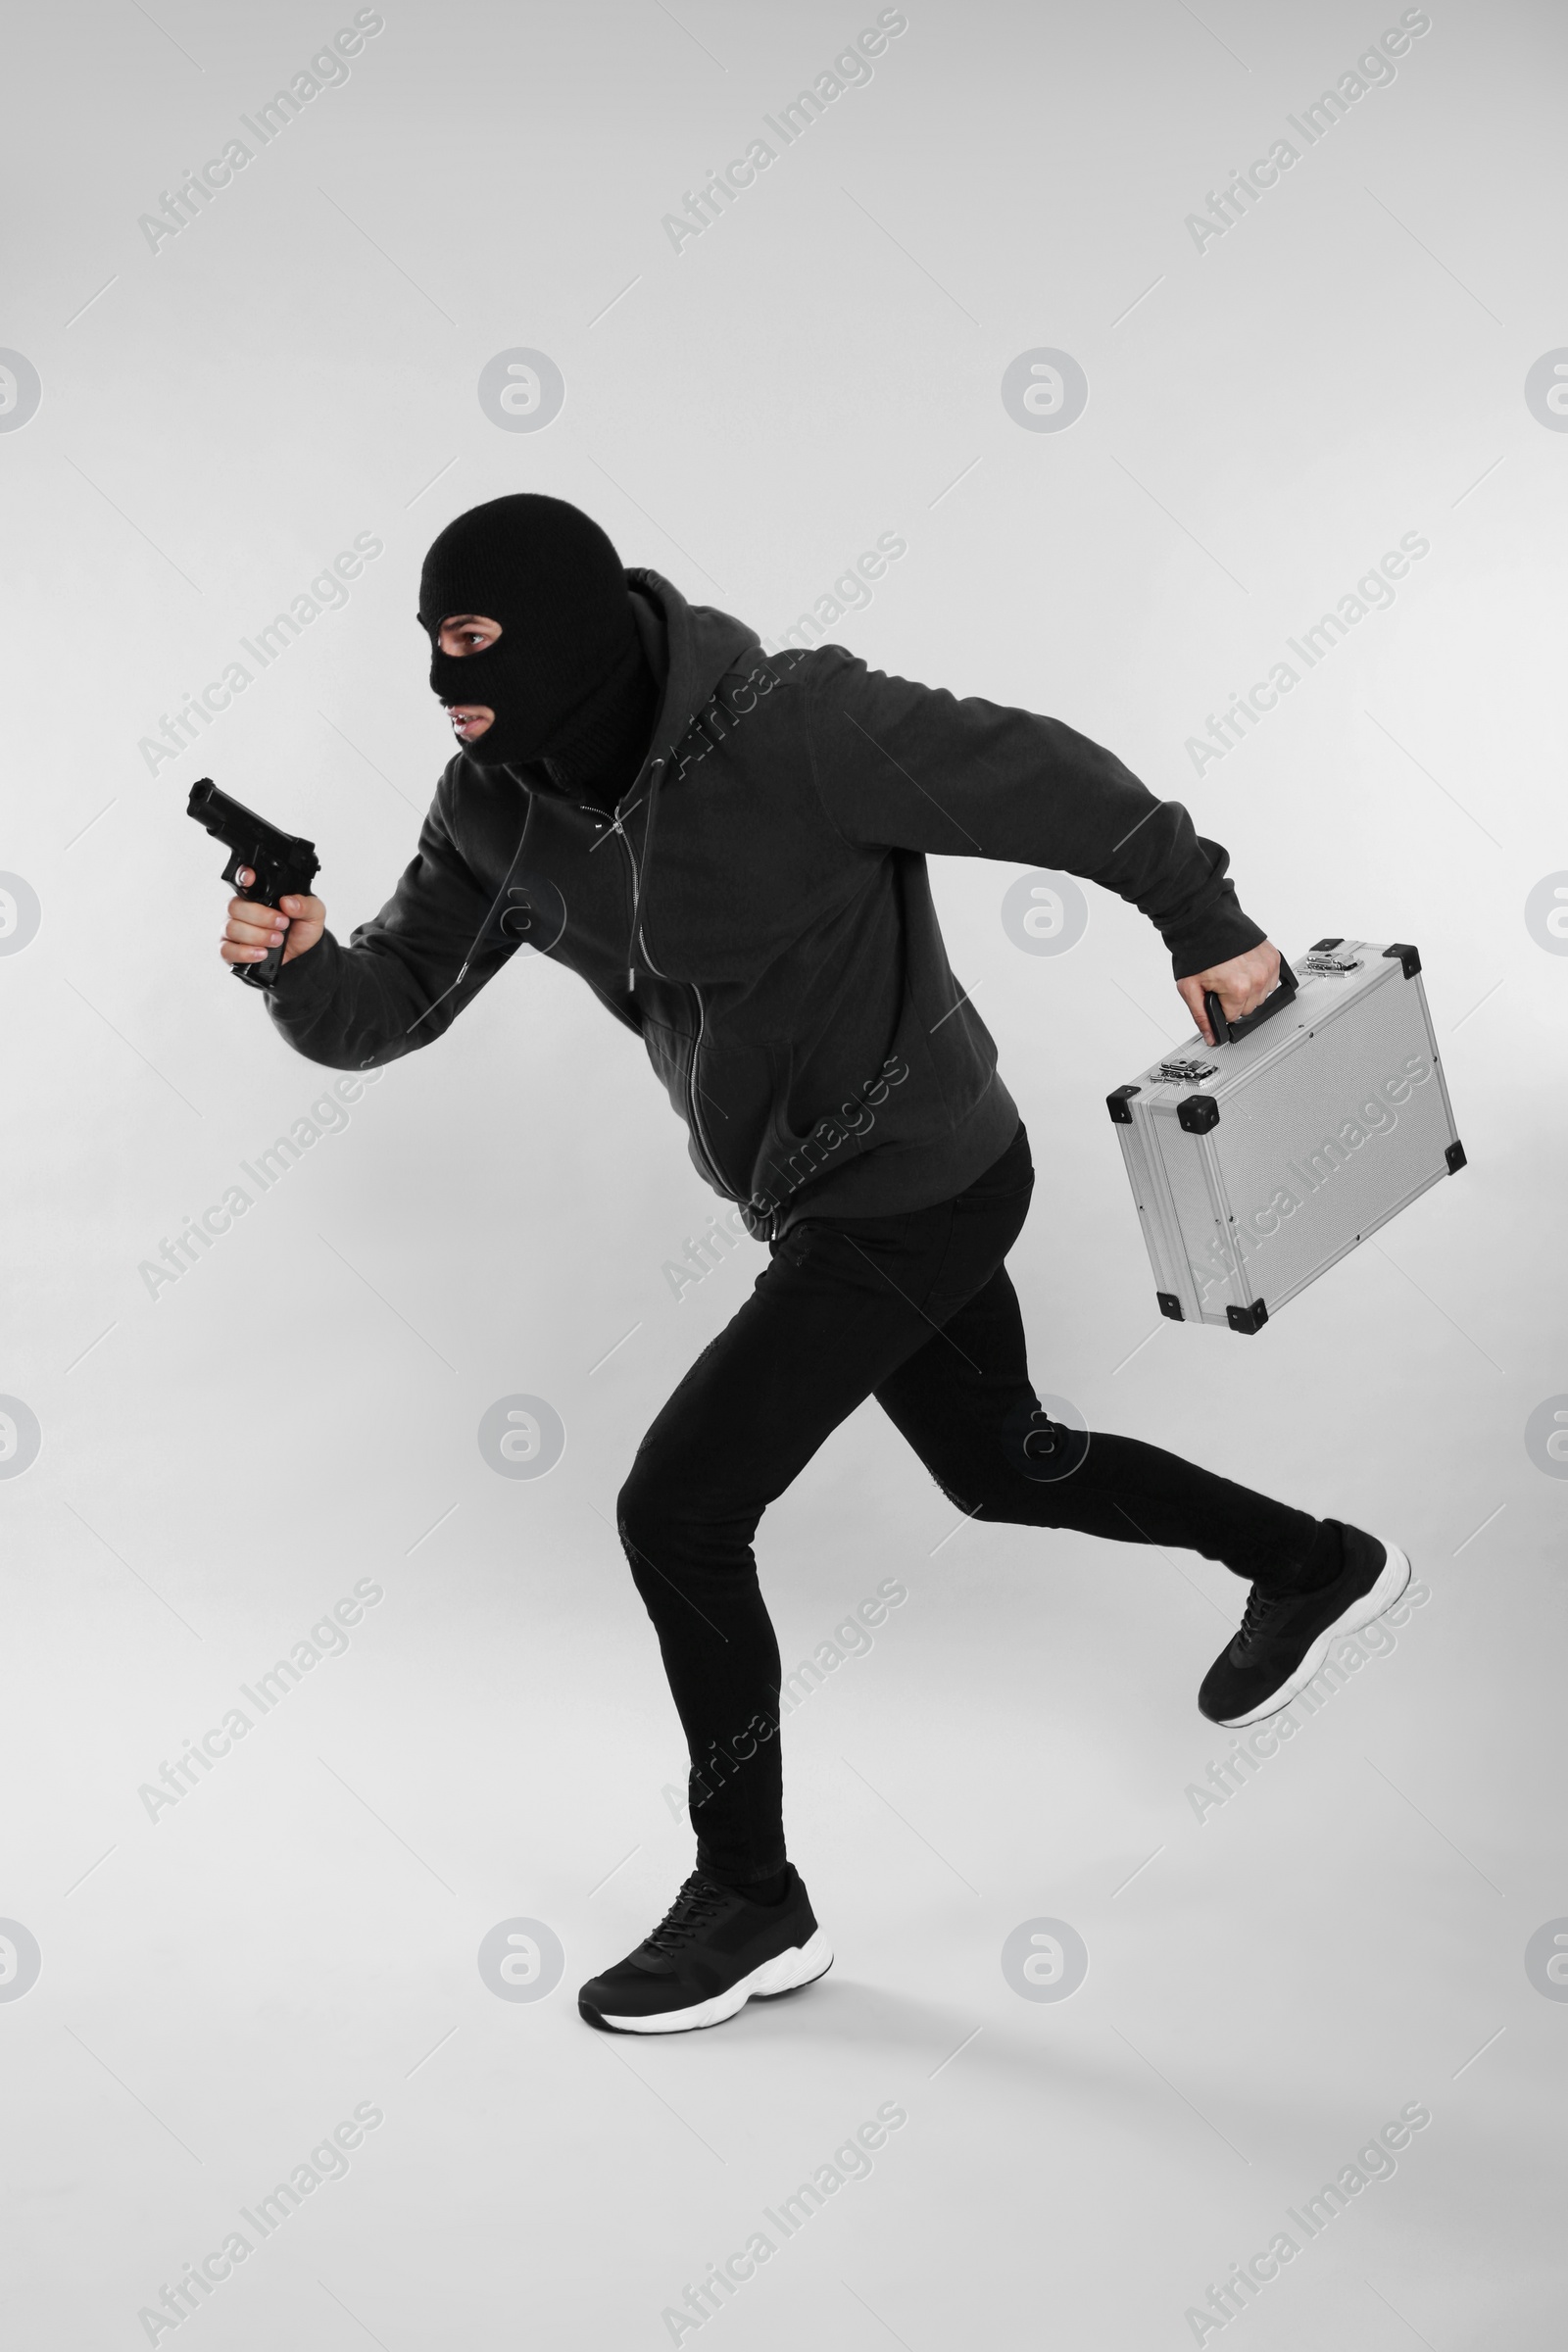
{"left": 1215, "top": 1541, "right": 1412, "bottom": 1728}
{"left": 595, "top": 1926, "right": 834, "bottom": 2035}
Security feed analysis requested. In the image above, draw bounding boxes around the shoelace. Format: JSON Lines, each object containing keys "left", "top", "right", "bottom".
{"left": 1233, "top": 1586, "right": 1286, "bottom": 1653}
{"left": 643, "top": 1874, "right": 735, "bottom": 1957}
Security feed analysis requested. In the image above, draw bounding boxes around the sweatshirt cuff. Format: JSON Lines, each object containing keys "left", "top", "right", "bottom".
{"left": 1166, "top": 906, "right": 1268, "bottom": 982}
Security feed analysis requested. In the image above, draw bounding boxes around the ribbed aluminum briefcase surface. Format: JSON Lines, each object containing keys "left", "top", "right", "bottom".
{"left": 1107, "top": 940, "right": 1464, "bottom": 1333}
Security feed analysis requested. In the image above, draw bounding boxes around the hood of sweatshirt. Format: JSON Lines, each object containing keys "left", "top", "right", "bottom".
{"left": 503, "top": 571, "right": 758, "bottom": 812}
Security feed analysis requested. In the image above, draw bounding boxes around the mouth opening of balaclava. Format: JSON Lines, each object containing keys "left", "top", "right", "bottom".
{"left": 417, "top": 492, "right": 659, "bottom": 790}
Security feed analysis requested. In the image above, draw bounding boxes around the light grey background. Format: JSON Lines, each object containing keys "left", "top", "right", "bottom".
{"left": 2, "top": 1, "right": 1563, "bottom": 2344}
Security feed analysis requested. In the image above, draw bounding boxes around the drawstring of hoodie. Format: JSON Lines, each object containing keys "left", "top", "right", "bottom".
{"left": 399, "top": 793, "right": 536, "bottom": 1040}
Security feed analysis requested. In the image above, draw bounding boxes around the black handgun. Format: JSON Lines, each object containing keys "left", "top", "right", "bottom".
{"left": 187, "top": 778, "right": 319, "bottom": 991}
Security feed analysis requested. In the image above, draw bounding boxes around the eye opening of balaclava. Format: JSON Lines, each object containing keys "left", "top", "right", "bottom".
{"left": 417, "top": 492, "right": 657, "bottom": 787}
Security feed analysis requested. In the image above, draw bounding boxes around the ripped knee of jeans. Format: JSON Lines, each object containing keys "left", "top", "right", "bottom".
{"left": 931, "top": 1470, "right": 979, "bottom": 1515}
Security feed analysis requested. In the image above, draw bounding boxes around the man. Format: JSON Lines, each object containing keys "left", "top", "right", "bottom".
{"left": 220, "top": 492, "right": 1409, "bottom": 2035}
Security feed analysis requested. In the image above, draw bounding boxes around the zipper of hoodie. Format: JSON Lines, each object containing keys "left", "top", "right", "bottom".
{"left": 627, "top": 756, "right": 728, "bottom": 1198}
{"left": 584, "top": 757, "right": 728, "bottom": 1198}
{"left": 636, "top": 926, "right": 726, "bottom": 1198}
{"left": 582, "top": 755, "right": 729, "bottom": 1198}
{"left": 578, "top": 762, "right": 656, "bottom": 989}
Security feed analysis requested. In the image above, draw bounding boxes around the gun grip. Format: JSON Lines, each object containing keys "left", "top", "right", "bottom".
{"left": 234, "top": 939, "right": 285, "bottom": 989}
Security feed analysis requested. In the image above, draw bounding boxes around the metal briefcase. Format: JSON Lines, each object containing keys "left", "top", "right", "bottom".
{"left": 1106, "top": 939, "right": 1465, "bottom": 1334}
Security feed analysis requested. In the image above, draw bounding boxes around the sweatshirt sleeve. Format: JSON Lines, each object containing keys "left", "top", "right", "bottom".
{"left": 262, "top": 773, "right": 516, "bottom": 1072}
{"left": 802, "top": 647, "right": 1268, "bottom": 980}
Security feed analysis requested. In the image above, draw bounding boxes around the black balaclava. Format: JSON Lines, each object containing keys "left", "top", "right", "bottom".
{"left": 417, "top": 493, "right": 660, "bottom": 794}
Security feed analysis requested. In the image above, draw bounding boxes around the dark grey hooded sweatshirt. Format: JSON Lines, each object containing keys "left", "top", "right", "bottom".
{"left": 262, "top": 567, "right": 1265, "bottom": 1241}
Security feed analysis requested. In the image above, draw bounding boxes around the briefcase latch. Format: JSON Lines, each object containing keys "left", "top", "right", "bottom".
{"left": 1298, "top": 952, "right": 1363, "bottom": 976}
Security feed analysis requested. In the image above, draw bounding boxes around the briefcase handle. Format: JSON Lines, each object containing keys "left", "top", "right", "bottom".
{"left": 1203, "top": 955, "right": 1298, "bottom": 1046}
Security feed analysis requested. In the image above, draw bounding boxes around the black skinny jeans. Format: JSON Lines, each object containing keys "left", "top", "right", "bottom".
{"left": 615, "top": 1118, "right": 1323, "bottom": 1885}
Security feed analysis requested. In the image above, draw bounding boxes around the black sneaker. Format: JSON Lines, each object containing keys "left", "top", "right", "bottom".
{"left": 1199, "top": 1524, "right": 1412, "bottom": 1727}
{"left": 577, "top": 1866, "right": 832, "bottom": 2034}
